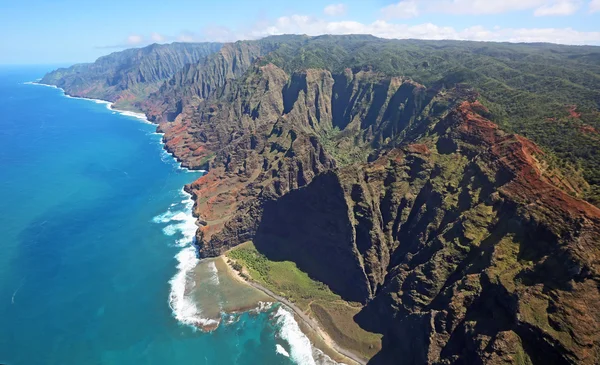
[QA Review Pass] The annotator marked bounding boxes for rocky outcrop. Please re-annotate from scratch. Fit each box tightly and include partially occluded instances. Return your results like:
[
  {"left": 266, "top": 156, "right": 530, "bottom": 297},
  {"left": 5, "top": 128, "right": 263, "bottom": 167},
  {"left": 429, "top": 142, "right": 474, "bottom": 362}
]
[
  {"left": 159, "top": 60, "right": 600, "bottom": 363},
  {"left": 160, "top": 63, "right": 446, "bottom": 262},
  {"left": 163, "top": 64, "right": 337, "bottom": 256}
]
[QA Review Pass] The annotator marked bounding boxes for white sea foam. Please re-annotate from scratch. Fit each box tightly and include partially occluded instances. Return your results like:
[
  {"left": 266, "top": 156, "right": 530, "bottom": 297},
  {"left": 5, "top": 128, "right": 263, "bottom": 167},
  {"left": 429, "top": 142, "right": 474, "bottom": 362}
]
[
  {"left": 153, "top": 188, "right": 214, "bottom": 330},
  {"left": 26, "top": 79, "right": 214, "bottom": 331},
  {"left": 162, "top": 225, "right": 178, "bottom": 236},
  {"left": 276, "top": 344, "right": 291, "bottom": 358},
  {"left": 224, "top": 313, "right": 240, "bottom": 326},
  {"left": 24, "top": 81, "right": 57, "bottom": 88},
  {"left": 250, "top": 301, "right": 274, "bottom": 314},
  {"left": 25, "top": 81, "right": 155, "bottom": 124},
  {"left": 168, "top": 246, "right": 219, "bottom": 329},
  {"left": 274, "top": 306, "right": 317, "bottom": 365},
  {"left": 208, "top": 260, "right": 220, "bottom": 285},
  {"left": 153, "top": 190, "right": 197, "bottom": 247},
  {"left": 117, "top": 110, "right": 150, "bottom": 121}
]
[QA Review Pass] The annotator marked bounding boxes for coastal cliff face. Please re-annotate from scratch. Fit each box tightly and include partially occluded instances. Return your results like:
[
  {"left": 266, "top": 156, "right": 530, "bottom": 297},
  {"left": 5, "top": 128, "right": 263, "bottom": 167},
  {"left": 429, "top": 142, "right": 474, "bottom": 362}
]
[
  {"left": 161, "top": 64, "right": 448, "bottom": 261},
  {"left": 42, "top": 35, "right": 600, "bottom": 364},
  {"left": 143, "top": 35, "right": 309, "bottom": 122},
  {"left": 40, "top": 42, "right": 222, "bottom": 110}
]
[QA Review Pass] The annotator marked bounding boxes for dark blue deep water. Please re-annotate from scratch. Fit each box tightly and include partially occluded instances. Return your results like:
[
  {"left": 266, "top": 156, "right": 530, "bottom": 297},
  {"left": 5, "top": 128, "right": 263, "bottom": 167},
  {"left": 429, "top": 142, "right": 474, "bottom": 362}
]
[{"left": 0, "top": 67, "right": 317, "bottom": 365}]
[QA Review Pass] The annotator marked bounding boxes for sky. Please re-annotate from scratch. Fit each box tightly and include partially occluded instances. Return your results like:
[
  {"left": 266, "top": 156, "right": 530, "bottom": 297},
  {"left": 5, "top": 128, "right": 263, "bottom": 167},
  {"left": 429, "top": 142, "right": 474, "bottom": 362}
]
[{"left": 1, "top": 0, "right": 599, "bottom": 64}]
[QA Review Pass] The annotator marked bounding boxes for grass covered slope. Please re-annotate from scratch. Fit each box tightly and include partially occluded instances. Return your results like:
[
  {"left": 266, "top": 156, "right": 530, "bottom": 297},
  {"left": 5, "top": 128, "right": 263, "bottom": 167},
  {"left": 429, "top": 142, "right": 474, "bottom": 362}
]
[{"left": 226, "top": 242, "right": 382, "bottom": 360}]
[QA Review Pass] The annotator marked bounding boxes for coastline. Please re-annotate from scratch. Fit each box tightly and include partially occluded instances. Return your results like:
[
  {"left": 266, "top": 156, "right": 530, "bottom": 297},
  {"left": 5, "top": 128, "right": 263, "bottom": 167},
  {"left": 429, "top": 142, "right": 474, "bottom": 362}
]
[
  {"left": 28, "top": 82, "right": 152, "bottom": 122},
  {"left": 28, "top": 80, "right": 365, "bottom": 364},
  {"left": 222, "top": 255, "right": 366, "bottom": 365},
  {"left": 27, "top": 80, "right": 210, "bottom": 328}
]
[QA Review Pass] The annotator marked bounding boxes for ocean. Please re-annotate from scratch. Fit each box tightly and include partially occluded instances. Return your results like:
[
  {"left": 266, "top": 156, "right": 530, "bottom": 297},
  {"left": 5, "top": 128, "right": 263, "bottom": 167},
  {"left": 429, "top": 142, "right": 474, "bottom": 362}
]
[{"left": 0, "top": 66, "right": 326, "bottom": 365}]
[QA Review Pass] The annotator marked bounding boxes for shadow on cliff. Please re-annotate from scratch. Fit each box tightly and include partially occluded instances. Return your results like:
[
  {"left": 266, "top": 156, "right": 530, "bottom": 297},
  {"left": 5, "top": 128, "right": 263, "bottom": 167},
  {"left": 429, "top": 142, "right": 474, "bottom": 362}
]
[{"left": 253, "top": 171, "right": 372, "bottom": 304}]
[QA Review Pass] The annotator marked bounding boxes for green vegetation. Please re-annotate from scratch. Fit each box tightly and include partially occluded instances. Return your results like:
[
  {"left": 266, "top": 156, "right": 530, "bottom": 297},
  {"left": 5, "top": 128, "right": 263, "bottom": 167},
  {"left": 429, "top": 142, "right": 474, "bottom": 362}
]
[
  {"left": 227, "top": 242, "right": 340, "bottom": 308},
  {"left": 319, "top": 127, "right": 370, "bottom": 167},
  {"left": 227, "top": 242, "right": 382, "bottom": 359},
  {"left": 259, "top": 35, "right": 600, "bottom": 202},
  {"left": 46, "top": 35, "right": 600, "bottom": 204}
]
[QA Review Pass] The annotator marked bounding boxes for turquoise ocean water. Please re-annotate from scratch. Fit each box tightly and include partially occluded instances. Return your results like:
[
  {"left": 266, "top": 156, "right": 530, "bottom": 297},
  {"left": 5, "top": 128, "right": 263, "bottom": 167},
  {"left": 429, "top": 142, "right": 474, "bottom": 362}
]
[{"left": 0, "top": 67, "right": 325, "bottom": 365}]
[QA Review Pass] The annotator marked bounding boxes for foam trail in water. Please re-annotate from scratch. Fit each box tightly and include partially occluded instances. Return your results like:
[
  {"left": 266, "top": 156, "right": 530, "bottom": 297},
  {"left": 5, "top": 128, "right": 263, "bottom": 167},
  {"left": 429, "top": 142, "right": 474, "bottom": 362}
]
[
  {"left": 154, "top": 189, "right": 219, "bottom": 329},
  {"left": 276, "top": 344, "right": 291, "bottom": 358},
  {"left": 208, "top": 260, "right": 220, "bottom": 286},
  {"left": 274, "top": 306, "right": 317, "bottom": 365},
  {"left": 25, "top": 81, "right": 154, "bottom": 124},
  {"left": 26, "top": 80, "right": 215, "bottom": 330},
  {"left": 153, "top": 190, "right": 198, "bottom": 247}
]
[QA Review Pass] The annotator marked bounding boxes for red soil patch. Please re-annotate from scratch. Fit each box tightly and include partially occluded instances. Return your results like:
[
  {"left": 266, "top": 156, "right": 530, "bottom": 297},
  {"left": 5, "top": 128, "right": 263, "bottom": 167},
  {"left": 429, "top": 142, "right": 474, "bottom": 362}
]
[
  {"left": 406, "top": 144, "right": 431, "bottom": 156},
  {"left": 568, "top": 105, "right": 582, "bottom": 119},
  {"left": 456, "top": 101, "right": 600, "bottom": 220},
  {"left": 579, "top": 124, "right": 599, "bottom": 135}
]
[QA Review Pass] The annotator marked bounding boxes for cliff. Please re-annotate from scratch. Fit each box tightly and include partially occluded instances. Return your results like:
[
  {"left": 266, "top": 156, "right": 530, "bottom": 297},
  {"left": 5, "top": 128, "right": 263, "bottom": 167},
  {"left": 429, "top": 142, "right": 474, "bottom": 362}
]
[
  {"left": 143, "top": 35, "right": 309, "bottom": 122},
  {"left": 40, "top": 42, "right": 222, "bottom": 110},
  {"left": 41, "top": 35, "right": 600, "bottom": 364},
  {"left": 256, "top": 101, "right": 600, "bottom": 364}
]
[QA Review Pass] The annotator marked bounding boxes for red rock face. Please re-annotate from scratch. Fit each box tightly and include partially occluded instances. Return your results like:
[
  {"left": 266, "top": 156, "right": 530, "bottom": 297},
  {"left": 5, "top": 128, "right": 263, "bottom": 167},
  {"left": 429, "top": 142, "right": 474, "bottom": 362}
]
[
  {"left": 455, "top": 101, "right": 599, "bottom": 220},
  {"left": 273, "top": 100, "right": 600, "bottom": 364},
  {"left": 406, "top": 143, "right": 431, "bottom": 155}
]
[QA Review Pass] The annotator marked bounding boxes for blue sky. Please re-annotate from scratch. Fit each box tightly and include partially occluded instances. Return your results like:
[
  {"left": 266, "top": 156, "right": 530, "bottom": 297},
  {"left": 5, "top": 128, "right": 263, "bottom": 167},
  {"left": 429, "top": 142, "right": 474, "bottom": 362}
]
[{"left": 1, "top": 0, "right": 599, "bottom": 64}]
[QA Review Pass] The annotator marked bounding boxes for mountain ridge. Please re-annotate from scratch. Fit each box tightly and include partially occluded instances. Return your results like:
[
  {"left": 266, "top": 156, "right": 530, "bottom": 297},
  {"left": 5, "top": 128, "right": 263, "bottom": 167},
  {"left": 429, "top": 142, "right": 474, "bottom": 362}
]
[{"left": 40, "top": 42, "right": 223, "bottom": 111}]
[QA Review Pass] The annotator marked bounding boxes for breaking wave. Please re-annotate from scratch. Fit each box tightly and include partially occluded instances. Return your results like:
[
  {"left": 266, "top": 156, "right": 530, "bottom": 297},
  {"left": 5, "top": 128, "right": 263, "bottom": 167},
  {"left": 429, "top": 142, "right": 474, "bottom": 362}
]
[
  {"left": 273, "top": 306, "right": 317, "bottom": 365},
  {"left": 152, "top": 189, "right": 215, "bottom": 329}
]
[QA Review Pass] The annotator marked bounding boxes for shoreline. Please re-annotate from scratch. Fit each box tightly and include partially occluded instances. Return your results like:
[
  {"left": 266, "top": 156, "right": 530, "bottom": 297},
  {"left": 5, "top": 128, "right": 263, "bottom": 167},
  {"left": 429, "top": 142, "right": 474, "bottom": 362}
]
[
  {"left": 29, "top": 82, "right": 206, "bottom": 175},
  {"left": 29, "top": 81, "right": 151, "bottom": 122},
  {"left": 28, "top": 80, "right": 366, "bottom": 364},
  {"left": 28, "top": 80, "right": 211, "bottom": 330},
  {"left": 221, "top": 255, "right": 367, "bottom": 365}
]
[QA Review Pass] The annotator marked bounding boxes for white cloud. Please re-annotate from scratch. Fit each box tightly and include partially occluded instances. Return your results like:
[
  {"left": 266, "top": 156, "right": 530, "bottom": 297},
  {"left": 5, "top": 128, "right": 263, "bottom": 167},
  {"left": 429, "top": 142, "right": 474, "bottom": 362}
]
[
  {"left": 534, "top": 0, "right": 581, "bottom": 15},
  {"left": 393, "top": 0, "right": 582, "bottom": 16},
  {"left": 112, "top": 1, "right": 600, "bottom": 49},
  {"left": 177, "top": 32, "right": 196, "bottom": 42},
  {"left": 428, "top": 0, "right": 547, "bottom": 14},
  {"left": 382, "top": 1, "right": 420, "bottom": 19},
  {"left": 324, "top": 4, "right": 347, "bottom": 16},
  {"left": 127, "top": 34, "right": 143, "bottom": 45},
  {"left": 243, "top": 15, "right": 600, "bottom": 45},
  {"left": 150, "top": 32, "right": 165, "bottom": 42}
]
